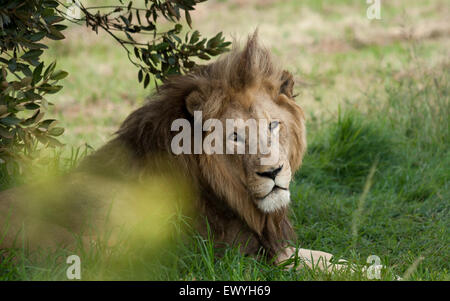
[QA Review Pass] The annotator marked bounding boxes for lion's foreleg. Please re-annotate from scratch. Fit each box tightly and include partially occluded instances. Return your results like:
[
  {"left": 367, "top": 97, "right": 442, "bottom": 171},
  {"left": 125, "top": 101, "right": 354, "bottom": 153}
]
[{"left": 276, "top": 246, "right": 347, "bottom": 272}]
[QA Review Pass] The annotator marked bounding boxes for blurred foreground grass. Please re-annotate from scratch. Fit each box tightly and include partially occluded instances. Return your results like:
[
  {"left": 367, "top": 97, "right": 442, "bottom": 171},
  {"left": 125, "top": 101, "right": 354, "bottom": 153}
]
[{"left": 0, "top": 0, "right": 449, "bottom": 280}]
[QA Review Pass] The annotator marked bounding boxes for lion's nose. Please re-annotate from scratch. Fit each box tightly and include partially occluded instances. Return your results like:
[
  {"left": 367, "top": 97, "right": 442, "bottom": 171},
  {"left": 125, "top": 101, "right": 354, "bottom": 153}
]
[{"left": 256, "top": 165, "right": 283, "bottom": 180}]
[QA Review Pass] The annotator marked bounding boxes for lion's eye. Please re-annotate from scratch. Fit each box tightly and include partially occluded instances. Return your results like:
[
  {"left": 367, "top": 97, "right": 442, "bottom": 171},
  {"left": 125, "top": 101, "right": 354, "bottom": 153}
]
[
  {"left": 229, "top": 131, "right": 243, "bottom": 143},
  {"left": 269, "top": 121, "right": 279, "bottom": 131}
]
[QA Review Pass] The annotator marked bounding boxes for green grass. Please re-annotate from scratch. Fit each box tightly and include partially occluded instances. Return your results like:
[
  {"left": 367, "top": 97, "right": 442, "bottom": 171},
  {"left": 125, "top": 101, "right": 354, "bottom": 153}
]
[{"left": 0, "top": 0, "right": 449, "bottom": 280}]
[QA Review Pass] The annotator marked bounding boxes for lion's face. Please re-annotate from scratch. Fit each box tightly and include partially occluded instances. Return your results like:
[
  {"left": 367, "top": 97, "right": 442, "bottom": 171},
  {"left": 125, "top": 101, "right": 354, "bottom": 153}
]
[
  {"left": 220, "top": 89, "right": 293, "bottom": 213},
  {"left": 194, "top": 85, "right": 306, "bottom": 214}
]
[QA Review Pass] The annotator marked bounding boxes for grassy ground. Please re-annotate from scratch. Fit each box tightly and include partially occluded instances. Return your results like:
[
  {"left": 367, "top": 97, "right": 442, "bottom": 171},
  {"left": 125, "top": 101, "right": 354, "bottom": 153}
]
[{"left": 1, "top": 0, "right": 449, "bottom": 280}]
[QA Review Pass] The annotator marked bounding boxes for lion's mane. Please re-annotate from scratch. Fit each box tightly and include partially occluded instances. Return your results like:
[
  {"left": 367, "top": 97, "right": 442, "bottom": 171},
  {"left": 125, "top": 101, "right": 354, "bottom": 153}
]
[{"left": 85, "top": 33, "right": 306, "bottom": 259}]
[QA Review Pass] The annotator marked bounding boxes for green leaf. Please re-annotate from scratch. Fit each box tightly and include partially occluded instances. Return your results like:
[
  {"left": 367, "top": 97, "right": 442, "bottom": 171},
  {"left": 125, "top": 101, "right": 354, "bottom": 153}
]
[
  {"left": 185, "top": 11, "right": 192, "bottom": 28},
  {"left": 44, "top": 15, "right": 65, "bottom": 25},
  {"left": 24, "top": 91, "right": 42, "bottom": 101},
  {"left": 49, "top": 70, "right": 69, "bottom": 81},
  {"left": 24, "top": 103, "right": 40, "bottom": 110},
  {"left": 120, "top": 15, "right": 131, "bottom": 27},
  {"left": 32, "top": 62, "right": 44, "bottom": 85},
  {"left": 1, "top": 115, "right": 22, "bottom": 126},
  {"left": 48, "top": 127, "right": 64, "bottom": 136},
  {"left": 43, "top": 61, "right": 57, "bottom": 80},
  {"left": 144, "top": 73, "right": 150, "bottom": 88},
  {"left": 134, "top": 47, "right": 140, "bottom": 59},
  {"left": 43, "top": 0, "right": 59, "bottom": 8},
  {"left": 22, "top": 110, "right": 44, "bottom": 126},
  {"left": 46, "top": 26, "right": 65, "bottom": 40},
  {"left": 45, "top": 136, "right": 64, "bottom": 147},
  {"left": 198, "top": 53, "right": 210, "bottom": 60},
  {"left": 38, "top": 84, "right": 63, "bottom": 94},
  {"left": 39, "top": 119, "right": 57, "bottom": 129},
  {"left": 190, "top": 30, "right": 200, "bottom": 44},
  {"left": 53, "top": 24, "right": 68, "bottom": 31},
  {"left": 29, "top": 32, "right": 46, "bottom": 42},
  {"left": 174, "top": 24, "right": 183, "bottom": 33}
]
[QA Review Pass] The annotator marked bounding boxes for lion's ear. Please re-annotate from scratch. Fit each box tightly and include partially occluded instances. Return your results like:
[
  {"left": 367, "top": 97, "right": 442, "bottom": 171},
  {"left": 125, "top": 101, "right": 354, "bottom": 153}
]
[
  {"left": 185, "top": 90, "right": 204, "bottom": 116},
  {"left": 280, "top": 70, "right": 295, "bottom": 98}
]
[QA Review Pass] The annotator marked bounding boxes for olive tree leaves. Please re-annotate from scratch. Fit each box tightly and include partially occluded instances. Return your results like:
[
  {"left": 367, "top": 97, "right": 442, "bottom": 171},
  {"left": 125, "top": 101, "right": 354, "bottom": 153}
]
[
  {"left": 0, "top": 0, "right": 68, "bottom": 174},
  {"left": 57, "top": 0, "right": 231, "bottom": 88}
]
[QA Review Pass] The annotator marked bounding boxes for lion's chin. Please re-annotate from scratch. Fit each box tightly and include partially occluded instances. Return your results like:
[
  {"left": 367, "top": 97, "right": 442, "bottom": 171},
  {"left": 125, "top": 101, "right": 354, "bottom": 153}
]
[{"left": 256, "top": 188, "right": 290, "bottom": 213}]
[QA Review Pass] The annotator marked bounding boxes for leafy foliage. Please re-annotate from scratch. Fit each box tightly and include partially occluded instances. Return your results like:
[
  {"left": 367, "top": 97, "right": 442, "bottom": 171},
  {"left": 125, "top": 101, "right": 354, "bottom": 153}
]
[
  {"left": 58, "top": 0, "right": 231, "bottom": 88},
  {"left": 0, "top": 0, "right": 68, "bottom": 174},
  {"left": 0, "top": 0, "right": 230, "bottom": 176}
]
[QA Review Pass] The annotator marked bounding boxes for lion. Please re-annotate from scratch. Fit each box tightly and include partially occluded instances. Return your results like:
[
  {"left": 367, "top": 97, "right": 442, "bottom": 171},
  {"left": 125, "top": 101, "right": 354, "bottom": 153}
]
[
  {"left": 0, "top": 32, "right": 343, "bottom": 271},
  {"left": 79, "top": 32, "right": 343, "bottom": 270}
]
